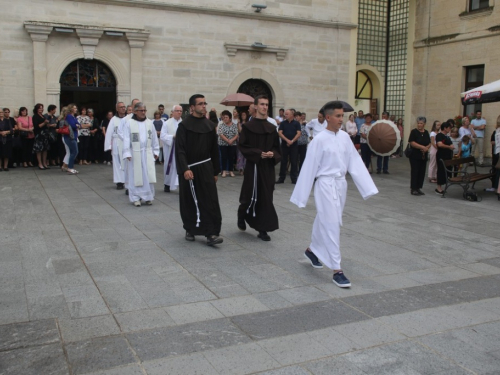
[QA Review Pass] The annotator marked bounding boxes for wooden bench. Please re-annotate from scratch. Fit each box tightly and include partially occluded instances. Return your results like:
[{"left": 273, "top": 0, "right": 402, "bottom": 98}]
[{"left": 441, "top": 156, "right": 495, "bottom": 200}]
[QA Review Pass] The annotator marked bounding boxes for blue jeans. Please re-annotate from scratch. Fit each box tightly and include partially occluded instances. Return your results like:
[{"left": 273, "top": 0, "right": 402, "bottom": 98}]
[
  {"left": 64, "top": 136, "right": 78, "bottom": 169},
  {"left": 377, "top": 155, "right": 389, "bottom": 172}
]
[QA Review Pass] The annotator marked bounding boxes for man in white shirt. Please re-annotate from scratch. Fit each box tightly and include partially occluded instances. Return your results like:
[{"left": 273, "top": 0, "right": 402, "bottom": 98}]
[
  {"left": 305, "top": 112, "right": 327, "bottom": 140},
  {"left": 471, "top": 110, "right": 486, "bottom": 166},
  {"left": 275, "top": 108, "right": 284, "bottom": 124},
  {"left": 160, "top": 105, "right": 182, "bottom": 192}
]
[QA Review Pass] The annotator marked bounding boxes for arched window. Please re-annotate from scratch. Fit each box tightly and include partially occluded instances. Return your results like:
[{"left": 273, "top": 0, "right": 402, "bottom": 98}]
[
  {"left": 356, "top": 71, "right": 373, "bottom": 99},
  {"left": 60, "top": 59, "right": 116, "bottom": 91},
  {"left": 237, "top": 79, "right": 274, "bottom": 116}
]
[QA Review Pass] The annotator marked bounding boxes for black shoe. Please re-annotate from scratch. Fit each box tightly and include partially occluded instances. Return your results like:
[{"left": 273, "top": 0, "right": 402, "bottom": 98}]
[
  {"left": 291, "top": 180, "right": 297, "bottom": 184},
  {"left": 185, "top": 231, "right": 195, "bottom": 241},
  {"left": 383, "top": 171, "right": 389, "bottom": 174},
  {"left": 276, "top": 179, "right": 284, "bottom": 184},
  {"left": 257, "top": 231, "right": 271, "bottom": 241},
  {"left": 411, "top": 190, "right": 420, "bottom": 196},
  {"left": 3, "top": 168, "right": 8, "bottom": 172},
  {"left": 116, "top": 183, "right": 124, "bottom": 190},
  {"left": 435, "top": 188, "right": 444, "bottom": 196},
  {"left": 237, "top": 217, "right": 246, "bottom": 231},
  {"left": 207, "top": 235, "right": 223, "bottom": 246},
  {"left": 417, "top": 189, "right": 425, "bottom": 195},
  {"left": 125, "top": 189, "right": 129, "bottom": 196},
  {"left": 376, "top": 170, "right": 381, "bottom": 174},
  {"left": 304, "top": 249, "right": 323, "bottom": 268},
  {"left": 164, "top": 185, "right": 170, "bottom": 192}
]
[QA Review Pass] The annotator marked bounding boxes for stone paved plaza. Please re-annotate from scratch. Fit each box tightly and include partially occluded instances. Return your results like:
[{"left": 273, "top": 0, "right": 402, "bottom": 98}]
[{"left": 1, "top": 157, "right": 500, "bottom": 375}]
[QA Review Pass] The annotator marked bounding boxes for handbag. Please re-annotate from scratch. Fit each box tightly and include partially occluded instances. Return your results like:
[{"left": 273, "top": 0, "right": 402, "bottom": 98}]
[
  {"left": 57, "top": 125, "right": 70, "bottom": 136},
  {"left": 404, "top": 143, "right": 412, "bottom": 158}
]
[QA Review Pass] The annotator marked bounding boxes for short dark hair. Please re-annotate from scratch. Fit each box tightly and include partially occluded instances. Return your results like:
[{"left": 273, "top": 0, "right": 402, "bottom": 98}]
[
  {"left": 254, "top": 95, "right": 268, "bottom": 105},
  {"left": 158, "top": 104, "right": 164, "bottom": 108},
  {"left": 476, "top": 110, "right": 482, "bottom": 114},
  {"left": 19, "top": 106, "right": 27, "bottom": 115},
  {"left": 364, "top": 113, "right": 373, "bottom": 119},
  {"left": 48, "top": 104, "right": 56, "bottom": 112},
  {"left": 189, "top": 94, "right": 204, "bottom": 106},
  {"left": 279, "top": 108, "right": 284, "bottom": 112},
  {"left": 382, "top": 111, "right": 389, "bottom": 116},
  {"left": 319, "top": 101, "right": 343, "bottom": 116},
  {"left": 295, "top": 111, "right": 302, "bottom": 117},
  {"left": 3, "top": 108, "right": 10, "bottom": 112},
  {"left": 441, "top": 121, "right": 451, "bottom": 131},
  {"left": 221, "top": 110, "right": 232, "bottom": 119},
  {"left": 33, "top": 103, "right": 43, "bottom": 115}
]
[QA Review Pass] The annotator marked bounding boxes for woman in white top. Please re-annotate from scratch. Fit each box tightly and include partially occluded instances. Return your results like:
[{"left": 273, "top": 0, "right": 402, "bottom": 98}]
[
  {"left": 345, "top": 114, "right": 357, "bottom": 143},
  {"left": 427, "top": 120, "right": 440, "bottom": 183}
]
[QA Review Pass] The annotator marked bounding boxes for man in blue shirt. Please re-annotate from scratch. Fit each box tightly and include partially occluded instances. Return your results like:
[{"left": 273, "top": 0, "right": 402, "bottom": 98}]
[
  {"left": 471, "top": 110, "right": 486, "bottom": 166},
  {"left": 354, "top": 110, "right": 365, "bottom": 134},
  {"left": 277, "top": 109, "right": 301, "bottom": 184},
  {"left": 158, "top": 104, "right": 169, "bottom": 120}
]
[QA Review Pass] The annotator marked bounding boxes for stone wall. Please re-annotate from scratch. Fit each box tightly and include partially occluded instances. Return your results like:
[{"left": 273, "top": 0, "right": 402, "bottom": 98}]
[
  {"left": 0, "top": 0, "right": 356, "bottom": 118},
  {"left": 411, "top": 0, "right": 500, "bottom": 156}
]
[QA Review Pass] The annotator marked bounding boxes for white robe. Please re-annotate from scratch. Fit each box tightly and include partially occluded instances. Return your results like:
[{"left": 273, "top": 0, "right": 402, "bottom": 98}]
[
  {"left": 118, "top": 115, "right": 133, "bottom": 188},
  {"left": 159, "top": 117, "right": 181, "bottom": 190},
  {"left": 104, "top": 116, "right": 127, "bottom": 184},
  {"left": 122, "top": 118, "right": 160, "bottom": 202},
  {"left": 290, "top": 129, "right": 378, "bottom": 270}
]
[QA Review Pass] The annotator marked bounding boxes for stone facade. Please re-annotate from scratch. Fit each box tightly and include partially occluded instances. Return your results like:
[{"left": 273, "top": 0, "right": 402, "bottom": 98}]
[
  {"left": 411, "top": 0, "right": 500, "bottom": 156},
  {"left": 0, "top": 0, "right": 357, "bottom": 118}
]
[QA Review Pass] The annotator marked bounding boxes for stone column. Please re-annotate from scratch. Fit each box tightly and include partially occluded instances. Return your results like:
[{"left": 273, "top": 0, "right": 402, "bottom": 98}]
[
  {"left": 126, "top": 32, "right": 150, "bottom": 101},
  {"left": 25, "top": 24, "right": 52, "bottom": 105},
  {"left": 76, "top": 29, "right": 103, "bottom": 60}
]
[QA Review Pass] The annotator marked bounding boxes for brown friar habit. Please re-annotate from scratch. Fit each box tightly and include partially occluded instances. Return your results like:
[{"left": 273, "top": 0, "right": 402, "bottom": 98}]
[
  {"left": 175, "top": 115, "right": 222, "bottom": 236},
  {"left": 237, "top": 118, "right": 281, "bottom": 232}
]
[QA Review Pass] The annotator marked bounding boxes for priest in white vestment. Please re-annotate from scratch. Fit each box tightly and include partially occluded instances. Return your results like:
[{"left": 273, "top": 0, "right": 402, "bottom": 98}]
[
  {"left": 290, "top": 101, "right": 378, "bottom": 288},
  {"left": 122, "top": 102, "right": 160, "bottom": 206},
  {"left": 104, "top": 102, "right": 127, "bottom": 189},
  {"left": 160, "top": 105, "right": 183, "bottom": 192}
]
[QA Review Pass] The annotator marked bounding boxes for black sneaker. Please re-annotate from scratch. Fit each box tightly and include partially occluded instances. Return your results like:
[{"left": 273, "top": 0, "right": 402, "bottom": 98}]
[
  {"left": 276, "top": 179, "right": 284, "bottom": 184},
  {"left": 237, "top": 217, "right": 246, "bottom": 231},
  {"left": 207, "top": 235, "right": 223, "bottom": 246},
  {"left": 304, "top": 249, "right": 323, "bottom": 269},
  {"left": 411, "top": 190, "right": 420, "bottom": 196},
  {"left": 435, "top": 189, "right": 444, "bottom": 196},
  {"left": 185, "top": 231, "right": 195, "bottom": 241},
  {"left": 383, "top": 171, "right": 389, "bottom": 174},
  {"left": 116, "top": 183, "right": 124, "bottom": 190},
  {"left": 164, "top": 185, "right": 170, "bottom": 192},
  {"left": 417, "top": 189, "right": 425, "bottom": 195},
  {"left": 376, "top": 170, "right": 381, "bottom": 174},
  {"left": 257, "top": 231, "right": 271, "bottom": 241},
  {"left": 291, "top": 180, "right": 297, "bottom": 184},
  {"left": 332, "top": 271, "right": 351, "bottom": 288},
  {"left": 125, "top": 189, "right": 129, "bottom": 196}
]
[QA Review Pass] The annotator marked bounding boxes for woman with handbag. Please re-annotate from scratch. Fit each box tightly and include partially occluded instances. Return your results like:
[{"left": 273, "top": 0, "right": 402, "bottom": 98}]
[
  {"left": 0, "top": 109, "right": 13, "bottom": 171},
  {"left": 408, "top": 116, "right": 431, "bottom": 196},
  {"left": 17, "top": 107, "right": 35, "bottom": 168}
]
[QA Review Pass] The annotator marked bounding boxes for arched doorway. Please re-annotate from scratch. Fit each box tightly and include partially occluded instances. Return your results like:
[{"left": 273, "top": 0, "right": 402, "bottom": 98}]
[
  {"left": 355, "top": 65, "right": 384, "bottom": 116},
  {"left": 237, "top": 79, "right": 274, "bottom": 117},
  {"left": 60, "top": 59, "right": 116, "bottom": 119}
]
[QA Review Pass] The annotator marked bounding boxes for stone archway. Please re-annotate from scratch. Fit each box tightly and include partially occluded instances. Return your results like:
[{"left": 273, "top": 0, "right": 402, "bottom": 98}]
[
  {"left": 237, "top": 79, "right": 274, "bottom": 117},
  {"left": 59, "top": 59, "right": 117, "bottom": 119},
  {"left": 355, "top": 64, "right": 384, "bottom": 114},
  {"left": 227, "top": 68, "right": 285, "bottom": 117}
]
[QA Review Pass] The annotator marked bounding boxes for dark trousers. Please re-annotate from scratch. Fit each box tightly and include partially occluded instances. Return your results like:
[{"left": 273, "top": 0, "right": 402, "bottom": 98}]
[
  {"left": 279, "top": 143, "right": 298, "bottom": 182},
  {"left": 78, "top": 136, "right": 90, "bottom": 161},
  {"left": 409, "top": 157, "right": 427, "bottom": 190},
  {"left": 21, "top": 138, "right": 34, "bottom": 163},
  {"left": 103, "top": 150, "right": 112, "bottom": 163},
  {"left": 377, "top": 155, "right": 389, "bottom": 172},
  {"left": 90, "top": 136, "right": 104, "bottom": 162},
  {"left": 298, "top": 144, "right": 307, "bottom": 174},
  {"left": 436, "top": 157, "right": 450, "bottom": 186},
  {"left": 220, "top": 146, "right": 236, "bottom": 171},
  {"left": 360, "top": 143, "right": 372, "bottom": 169}
]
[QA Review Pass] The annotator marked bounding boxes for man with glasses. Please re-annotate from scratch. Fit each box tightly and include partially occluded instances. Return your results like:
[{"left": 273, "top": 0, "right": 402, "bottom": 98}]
[{"left": 175, "top": 94, "right": 223, "bottom": 246}]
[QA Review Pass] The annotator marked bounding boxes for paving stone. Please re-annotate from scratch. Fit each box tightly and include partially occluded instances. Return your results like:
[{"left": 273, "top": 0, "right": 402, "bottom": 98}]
[
  {"left": 203, "top": 342, "right": 280, "bottom": 375},
  {"left": 231, "top": 300, "right": 368, "bottom": 340},
  {"left": 333, "top": 319, "right": 406, "bottom": 349},
  {"left": 58, "top": 315, "right": 120, "bottom": 342},
  {"left": 65, "top": 336, "right": 137, "bottom": 375},
  {"left": 114, "top": 308, "right": 175, "bottom": 332},
  {"left": 142, "top": 352, "right": 219, "bottom": 375},
  {"left": 256, "top": 366, "right": 311, "bottom": 375},
  {"left": 303, "top": 356, "right": 369, "bottom": 375},
  {"left": 165, "top": 301, "right": 224, "bottom": 325},
  {"left": 258, "top": 332, "right": 332, "bottom": 366},
  {"left": 253, "top": 291, "right": 295, "bottom": 310},
  {"left": 77, "top": 363, "right": 144, "bottom": 375},
  {"left": 0, "top": 319, "right": 59, "bottom": 351},
  {"left": 275, "top": 286, "right": 332, "bottom": 305},
  {"left": 126, "top": 318, "right": 251, "bottom": 361},
  {"left": 28, "top": 295, "right": 72, "bottom": 320},
  {"left": 307, "top": 327, "right": 359, "bottom": 354},
  {"left": 0, "top": 342, "right": 68, "bottom": 375},
  {"left": 210, "top": 295, "right": 270, "bottom": 317},
  {"left": 97, "top": 281, "right": 148, "bottom": 313}
]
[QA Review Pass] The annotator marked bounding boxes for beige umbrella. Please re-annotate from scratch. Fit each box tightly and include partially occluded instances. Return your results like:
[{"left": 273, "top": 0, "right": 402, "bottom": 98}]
[
  {"left": 220, "top": 93, "right": 254, "bottom": 106},
  {"left": 367, "top": 120, "right": 401, "bottom": 156}
]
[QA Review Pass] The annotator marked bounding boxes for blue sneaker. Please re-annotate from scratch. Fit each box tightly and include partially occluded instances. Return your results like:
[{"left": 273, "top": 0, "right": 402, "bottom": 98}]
[
  {"left": 304, "top": 249, "right": 323, "bottom": 269},
  {"left": 332, "top": 271, "right": 351, "bottom": 288}
]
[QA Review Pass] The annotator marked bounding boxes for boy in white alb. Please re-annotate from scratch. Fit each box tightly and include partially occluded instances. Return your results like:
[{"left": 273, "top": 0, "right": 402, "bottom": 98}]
[{"left": 290, "top": 101, "right": 378, "bottom": 287}]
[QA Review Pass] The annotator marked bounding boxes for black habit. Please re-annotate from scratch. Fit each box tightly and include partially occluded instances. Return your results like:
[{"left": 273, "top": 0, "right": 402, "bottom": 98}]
[
  {"left": 175, "top": 115, "right": 222, "bottom": 236},
  {"left": 237, "top": 118, "right": 281, "bottom": 232}
]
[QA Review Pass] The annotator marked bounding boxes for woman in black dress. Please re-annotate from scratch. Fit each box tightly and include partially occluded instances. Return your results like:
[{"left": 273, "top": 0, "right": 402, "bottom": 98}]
[
  {"left": 32, "top": 103, "right": 51, "bottom": 170},
  {"left": 0, "top": 109, "right": 13, "bottom": 171},
  {"left": 435, "top": 121, "right": 454, "bottom": 195},
  {"left": 408, "top": 116, "right": 431, "bottom": 196}
]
